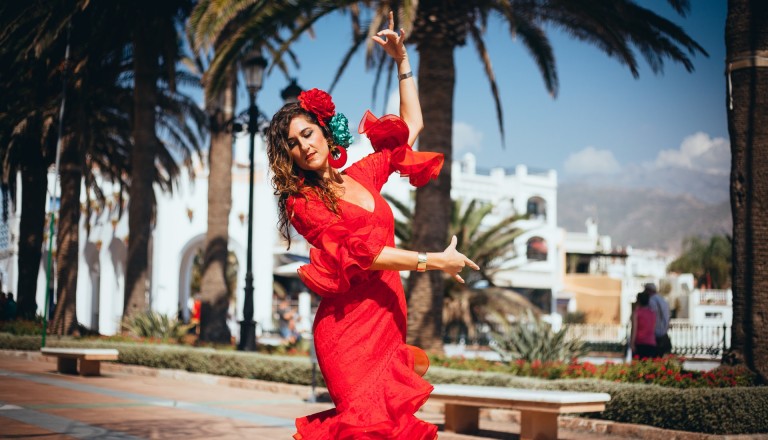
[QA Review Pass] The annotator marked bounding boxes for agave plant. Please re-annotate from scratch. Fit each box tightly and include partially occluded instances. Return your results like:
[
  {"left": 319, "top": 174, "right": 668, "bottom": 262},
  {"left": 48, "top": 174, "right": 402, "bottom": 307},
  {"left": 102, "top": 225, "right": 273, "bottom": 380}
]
[
  {"left": 123, "top": 311, "right": 192, "bottom": 341},
  {"left": 492, "top": 312, "right": 587, "bottom": 363}
]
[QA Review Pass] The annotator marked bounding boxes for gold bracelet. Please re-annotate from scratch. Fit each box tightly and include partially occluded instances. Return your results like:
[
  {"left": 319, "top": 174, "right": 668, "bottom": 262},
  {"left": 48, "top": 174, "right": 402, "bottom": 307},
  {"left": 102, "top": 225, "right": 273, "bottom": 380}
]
[{"left": 417, "top": 252, "right": 427, "bottom": 272}]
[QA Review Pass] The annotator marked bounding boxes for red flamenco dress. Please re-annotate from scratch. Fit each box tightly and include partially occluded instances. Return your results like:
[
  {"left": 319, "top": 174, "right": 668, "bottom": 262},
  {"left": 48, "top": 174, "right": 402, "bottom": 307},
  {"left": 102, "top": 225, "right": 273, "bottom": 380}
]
[{"left": 288, "top": 111, "right": 444, "bottom": 440}]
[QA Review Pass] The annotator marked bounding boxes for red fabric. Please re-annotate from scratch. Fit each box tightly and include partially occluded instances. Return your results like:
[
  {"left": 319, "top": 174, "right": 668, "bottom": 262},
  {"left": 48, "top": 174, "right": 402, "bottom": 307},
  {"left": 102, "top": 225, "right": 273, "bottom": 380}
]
[
  {"left": 358, "top": 110, "right": 444, "bottom": 187},
  {"left": 635, "top": 307, "right": 657, "bottom": 346},
  {"left": 287, "top": 112, "right": 443, "bottom": 440}
]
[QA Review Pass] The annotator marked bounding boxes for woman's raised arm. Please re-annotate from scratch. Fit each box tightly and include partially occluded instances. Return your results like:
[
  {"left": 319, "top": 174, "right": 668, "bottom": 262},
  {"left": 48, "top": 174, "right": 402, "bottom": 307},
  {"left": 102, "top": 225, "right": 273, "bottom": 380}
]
[{"left": 372, "top": 11, "right": 422, "bottom": 146}]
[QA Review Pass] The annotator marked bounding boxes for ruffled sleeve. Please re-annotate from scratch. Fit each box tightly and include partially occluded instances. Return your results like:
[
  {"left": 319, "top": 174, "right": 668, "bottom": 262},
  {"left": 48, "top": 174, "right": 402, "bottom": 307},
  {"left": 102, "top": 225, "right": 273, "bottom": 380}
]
[
  {"left": 357, "top": 110, "right": 444, "bottom": 188},
  {"left": 288, "top": 194, "right": 389, "bottom": 298}
]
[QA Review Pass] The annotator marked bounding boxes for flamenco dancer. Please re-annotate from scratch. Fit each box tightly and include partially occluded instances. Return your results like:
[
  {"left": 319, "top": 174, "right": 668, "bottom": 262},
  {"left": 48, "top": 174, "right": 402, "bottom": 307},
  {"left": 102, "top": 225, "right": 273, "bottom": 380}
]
[{"left": 266, "top": 12, "right": 479, "bottom": 439}]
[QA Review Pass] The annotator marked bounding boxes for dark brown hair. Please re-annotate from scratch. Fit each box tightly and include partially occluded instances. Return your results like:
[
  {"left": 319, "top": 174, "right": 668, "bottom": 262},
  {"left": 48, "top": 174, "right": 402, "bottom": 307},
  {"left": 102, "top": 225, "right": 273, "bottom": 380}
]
[{"left": 266, "top": 102, "right": 340, "bottom": 248}]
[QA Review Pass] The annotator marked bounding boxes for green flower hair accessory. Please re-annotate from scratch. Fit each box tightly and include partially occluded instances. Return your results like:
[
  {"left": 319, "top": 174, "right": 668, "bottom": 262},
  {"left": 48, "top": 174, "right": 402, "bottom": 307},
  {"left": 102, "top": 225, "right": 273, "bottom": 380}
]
[{"left": 329, "top": 112, "right": 353, "bottom": 148}]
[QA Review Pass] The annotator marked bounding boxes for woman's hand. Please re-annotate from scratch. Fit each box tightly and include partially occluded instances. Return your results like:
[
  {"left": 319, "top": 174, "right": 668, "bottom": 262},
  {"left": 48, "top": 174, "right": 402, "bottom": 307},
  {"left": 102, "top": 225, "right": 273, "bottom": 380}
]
[
  {"left": 431, "top": 235, "right": 480, "bottom": 284},
  {"left": 371, "top": 11, "right": 408, "bottom": 63}
]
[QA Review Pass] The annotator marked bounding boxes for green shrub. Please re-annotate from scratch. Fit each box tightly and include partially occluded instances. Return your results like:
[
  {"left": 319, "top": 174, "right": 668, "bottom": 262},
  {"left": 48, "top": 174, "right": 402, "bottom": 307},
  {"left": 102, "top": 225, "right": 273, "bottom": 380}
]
[
  {"left": 492, "top": 318, "right": 588, "bottom": 363},
  {"left": 122, "top": 311, "right": 192, "bottom": 342},
  {"left": 0, "top": 318, "right": 44, "bottom": 335}
]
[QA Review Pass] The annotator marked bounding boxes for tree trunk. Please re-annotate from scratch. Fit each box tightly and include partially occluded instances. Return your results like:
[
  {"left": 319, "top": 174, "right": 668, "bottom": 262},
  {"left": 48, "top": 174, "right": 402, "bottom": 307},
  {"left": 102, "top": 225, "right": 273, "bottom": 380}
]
[
  {"left": 16, "top": 151, "right": 48, "bottom": 320},
  {"left": 124, "top": 16, "right": 159, "bottom": 324},
  {"left": 199, "top": 68, "right": 236, "bottom": 344},
  {"left": 407, "top": 39, "right": 456, "bottom": 352},
  {"left": 51, "top": 135, "right": 81, "bottom": 335},
  {"left": 725, "top": 0, "right": 768, "bottom": 382}
]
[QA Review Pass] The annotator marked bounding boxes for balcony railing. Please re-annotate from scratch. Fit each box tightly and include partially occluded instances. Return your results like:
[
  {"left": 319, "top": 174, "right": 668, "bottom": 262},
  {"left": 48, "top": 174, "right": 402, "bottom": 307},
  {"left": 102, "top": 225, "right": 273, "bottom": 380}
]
[{"left": 698, "top": 289, "right": 730, "bottom": 305}]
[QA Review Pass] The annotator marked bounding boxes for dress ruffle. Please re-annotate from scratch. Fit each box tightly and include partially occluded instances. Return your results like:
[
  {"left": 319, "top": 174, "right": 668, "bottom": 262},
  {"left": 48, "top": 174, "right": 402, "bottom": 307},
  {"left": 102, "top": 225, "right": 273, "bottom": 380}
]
[
  {"left": 358, "top": 110, "right": 444, "bottom": 187},
  {"left": 293, "top": 344, "right": 437, "bottom": 440},
  {"left": 297, "top": 215, "right": 389, "bottom": 298}
]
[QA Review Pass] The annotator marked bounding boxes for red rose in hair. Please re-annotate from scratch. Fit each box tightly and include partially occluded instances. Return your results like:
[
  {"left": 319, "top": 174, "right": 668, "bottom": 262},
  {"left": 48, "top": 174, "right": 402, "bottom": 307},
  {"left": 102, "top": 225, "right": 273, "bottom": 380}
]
[{"left": 298, "top": 88, "right": 335, "bottom": 126}]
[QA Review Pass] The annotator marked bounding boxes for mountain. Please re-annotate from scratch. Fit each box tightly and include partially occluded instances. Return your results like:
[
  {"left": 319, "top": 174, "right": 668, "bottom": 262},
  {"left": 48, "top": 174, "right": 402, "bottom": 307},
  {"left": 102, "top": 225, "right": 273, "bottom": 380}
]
[{"left": 557, "top": 183, "right": 731, "bottom": 255}]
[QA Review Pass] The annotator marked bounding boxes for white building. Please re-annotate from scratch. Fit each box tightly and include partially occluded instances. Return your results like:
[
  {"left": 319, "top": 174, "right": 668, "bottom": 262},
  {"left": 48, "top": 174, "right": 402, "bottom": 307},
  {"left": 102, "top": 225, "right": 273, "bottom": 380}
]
[
  {"left": 0, "top": 132, "right": 279, "bottom": 336},
  {"left": 381, "top": 152, "right": 563, "bottom": 314}
]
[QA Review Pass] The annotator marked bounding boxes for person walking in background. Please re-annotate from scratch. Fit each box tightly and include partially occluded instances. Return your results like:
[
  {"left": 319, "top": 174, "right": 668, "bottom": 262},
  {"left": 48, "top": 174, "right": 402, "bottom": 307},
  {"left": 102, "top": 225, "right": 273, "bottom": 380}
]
[
  {"left": 265, "top": 11, "right": 478, "bottom": 439},
  {"left": 646, "top": 283, "right": 671, "bottom": 357},
  {"left": 630, "top": 291, "right": 657, "bottom": 359},
  {"left": 0, "top": 292, "right": 7, "bottom": 322},
  {"left": 4, "top": 293, "right": 17, "bottom": 321},
  {"left": 277, "top": 298, "right": 300, "bottom": 344}
]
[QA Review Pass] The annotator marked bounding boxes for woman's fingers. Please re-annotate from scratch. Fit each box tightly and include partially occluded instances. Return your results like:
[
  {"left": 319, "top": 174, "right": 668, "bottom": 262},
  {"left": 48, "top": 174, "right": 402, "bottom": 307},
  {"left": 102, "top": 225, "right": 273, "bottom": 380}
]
[
  {"left": 388, "top": 11, "right": 395, "bottom": 30},
  {"left": 466, "top": 257, "right": 480, "bottom": 271},
  {"left": 453, "top": 273, "right": 465, "bottom": 284},
  {"left": 449, "top": 235, "right": 458, "bottom": 249}
]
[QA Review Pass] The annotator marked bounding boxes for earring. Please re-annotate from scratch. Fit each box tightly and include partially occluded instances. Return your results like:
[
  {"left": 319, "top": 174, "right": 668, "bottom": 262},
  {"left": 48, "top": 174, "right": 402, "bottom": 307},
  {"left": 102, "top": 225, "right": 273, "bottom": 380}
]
[{"left": 329, "top": 145, "right": 348, "bottom": 168}]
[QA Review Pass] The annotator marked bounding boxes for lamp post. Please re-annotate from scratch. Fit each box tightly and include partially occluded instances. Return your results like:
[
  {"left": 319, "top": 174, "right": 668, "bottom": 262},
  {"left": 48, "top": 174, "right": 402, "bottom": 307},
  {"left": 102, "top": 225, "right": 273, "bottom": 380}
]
[{"left": 238, "top": 50, "right": 267, "bottom": 351}]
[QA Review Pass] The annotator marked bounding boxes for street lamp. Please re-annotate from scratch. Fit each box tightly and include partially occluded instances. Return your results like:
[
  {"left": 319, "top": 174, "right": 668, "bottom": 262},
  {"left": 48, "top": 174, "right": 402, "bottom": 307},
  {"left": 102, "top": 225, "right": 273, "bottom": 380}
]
[
  {"left": 281, "top": 78, "right": 302, "bottom": 103},
  {"left": 238, "top": 50, "right": 267, "bottom": 351}
]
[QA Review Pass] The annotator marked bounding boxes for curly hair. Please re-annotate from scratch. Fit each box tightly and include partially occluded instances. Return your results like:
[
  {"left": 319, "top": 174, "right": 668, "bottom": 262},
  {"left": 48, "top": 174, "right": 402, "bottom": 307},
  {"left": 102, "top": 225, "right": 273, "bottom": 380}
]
[{"left": 266, "top": 102, "right": 341, "bottom": 249}]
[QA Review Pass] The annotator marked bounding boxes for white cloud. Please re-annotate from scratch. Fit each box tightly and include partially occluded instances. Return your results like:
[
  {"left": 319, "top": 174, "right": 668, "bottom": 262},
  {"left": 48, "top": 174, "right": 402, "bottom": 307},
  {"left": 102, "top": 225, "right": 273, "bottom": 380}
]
[
  {"left": 564, "top": 146, "right": 622, "bottom": 175},
  {"left": 453, "top": 122, "right": 484, "bottom": 153},
  {"left": 654, "top": 132, "right": 730, "bottom": 173}
]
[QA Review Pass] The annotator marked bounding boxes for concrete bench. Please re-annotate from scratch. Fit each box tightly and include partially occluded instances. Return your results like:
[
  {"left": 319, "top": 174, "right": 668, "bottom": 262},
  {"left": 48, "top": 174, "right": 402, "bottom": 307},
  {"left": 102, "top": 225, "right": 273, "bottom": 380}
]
[
  {"left": 40, "top": 348, "right": 119, "bottom": 376},
  {"left": 430, "top": 384, "right": 611, "bottom": 440}
]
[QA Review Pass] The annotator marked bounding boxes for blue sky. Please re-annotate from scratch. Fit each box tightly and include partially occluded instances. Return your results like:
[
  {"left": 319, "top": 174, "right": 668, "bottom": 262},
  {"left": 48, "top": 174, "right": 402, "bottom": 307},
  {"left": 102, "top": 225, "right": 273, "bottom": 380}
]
[{"left": 247, "top": 2, "right": 728, "bottom": 185}]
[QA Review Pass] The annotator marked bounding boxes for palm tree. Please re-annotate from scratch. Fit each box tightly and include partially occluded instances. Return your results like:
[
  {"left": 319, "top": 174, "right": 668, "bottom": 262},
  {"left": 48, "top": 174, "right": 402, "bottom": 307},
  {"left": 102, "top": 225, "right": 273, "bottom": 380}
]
[
  {"left": 725, "top": 0, "right": 768, "bottom": 382},
  {"left": 194, "top": 0, "right": 708, "bottom": 351},
  {"left": 2, "top": 2, "right": 205, "bottom": 334},
  {"left": 404, "top": 0, "right": 708, "bottom": 351},
  {"left": 187, "top": 3, "right": 240, "bottom": 344},
  {"left": 668, "top": 235, "right": 731, "bottom": 290},
  {"left": 386, "top": 195, "right": 530, "bottom": 341},
  {"left": 187, "top": 0, "right": 320, "bottom": 343},
  {"left": 123, "top": 0, "right": 197, "bottom": 323},
  {"left": 0, "top": 2, "right": 67, "bottom": 320}
]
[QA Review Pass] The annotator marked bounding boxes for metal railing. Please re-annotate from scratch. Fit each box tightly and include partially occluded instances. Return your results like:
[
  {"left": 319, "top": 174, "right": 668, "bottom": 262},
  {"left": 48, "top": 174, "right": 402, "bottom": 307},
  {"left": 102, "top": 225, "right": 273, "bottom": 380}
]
[
  {"left": 564, "top": 322, "right": 730, "bottom": 358},
  {"left": 443, "top": 322, "right": 731, "bottom": 358}
]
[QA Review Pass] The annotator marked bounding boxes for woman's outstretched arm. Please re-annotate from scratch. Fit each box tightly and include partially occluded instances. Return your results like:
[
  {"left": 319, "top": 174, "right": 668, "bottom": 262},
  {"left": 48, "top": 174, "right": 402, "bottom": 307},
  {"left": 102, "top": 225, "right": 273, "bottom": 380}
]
[
  {"left": 371, "top": 236, "right": 480, "bottom": 284},
  {"left": 372, "top": 11, "right": 422, "bottom": 146}
]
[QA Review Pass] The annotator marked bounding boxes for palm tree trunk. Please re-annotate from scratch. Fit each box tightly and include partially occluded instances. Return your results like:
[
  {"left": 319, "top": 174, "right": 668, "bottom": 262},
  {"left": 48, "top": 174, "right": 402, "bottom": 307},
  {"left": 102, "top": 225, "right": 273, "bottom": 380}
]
[
  {"left": 407, "top": 39, "right": 456, "bottom": 352},
  {"left": 199, "top": 68, "right": 236, "bottom": 344},
  {"left": 124, "top": 17, "right": 159, "bottom": 323},
  {"left": 17, "top": 151, "right": 48, "bottom": 320},
  {"left": 725, "top": 0, "right": 768, "bottom": 382},
  {"left": 51, "top": 135, "right": 81, "bottom": 335}
]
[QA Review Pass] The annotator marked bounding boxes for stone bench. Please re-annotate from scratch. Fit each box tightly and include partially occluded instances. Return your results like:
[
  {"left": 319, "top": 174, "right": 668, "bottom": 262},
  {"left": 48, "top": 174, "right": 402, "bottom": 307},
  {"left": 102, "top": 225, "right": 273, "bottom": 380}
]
[
  {"left": 40, "top": 348, "right": 119, "bottom": 376},
  {"left": 430, "top": 384, "right": 611, "bottom": 440}
]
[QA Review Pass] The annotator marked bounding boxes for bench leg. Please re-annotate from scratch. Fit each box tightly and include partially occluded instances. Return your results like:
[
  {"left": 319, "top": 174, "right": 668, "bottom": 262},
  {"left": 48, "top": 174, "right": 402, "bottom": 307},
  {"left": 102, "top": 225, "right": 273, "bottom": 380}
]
[
  {"left": 519, "top": 410, "right": 558, "bottom": 440},
  {"left": 57, "top": 357, "right": 78, "bottom": 375},
  {"left": 444, "top": 404, "right": 479, "bottom": 434},
  {"left": 79, "top": 360, "right": 101, "bottom": 376}
]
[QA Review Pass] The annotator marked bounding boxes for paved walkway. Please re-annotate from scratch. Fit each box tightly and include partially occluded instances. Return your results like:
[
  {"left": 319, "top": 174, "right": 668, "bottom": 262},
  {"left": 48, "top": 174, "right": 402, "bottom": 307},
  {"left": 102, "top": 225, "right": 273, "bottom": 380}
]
[{"left": 0, "top": 350, "right": 763, "bottom": 440}]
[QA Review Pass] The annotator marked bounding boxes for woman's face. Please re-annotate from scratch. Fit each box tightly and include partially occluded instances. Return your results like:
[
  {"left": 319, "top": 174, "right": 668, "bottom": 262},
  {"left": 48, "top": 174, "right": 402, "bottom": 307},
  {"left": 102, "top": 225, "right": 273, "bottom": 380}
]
[{"left": 287, "top": 115, "right": 330, "bottom": 176}]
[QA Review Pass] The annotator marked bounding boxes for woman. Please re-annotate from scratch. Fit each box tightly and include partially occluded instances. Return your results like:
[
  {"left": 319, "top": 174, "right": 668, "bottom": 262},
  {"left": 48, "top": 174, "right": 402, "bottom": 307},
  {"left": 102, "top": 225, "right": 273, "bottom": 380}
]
[
  {"left": 630, "top": 291, "right": 657, "bottom": 360},
  {"left": 266, "top": 12, "right": 478, "bottom": 440}
]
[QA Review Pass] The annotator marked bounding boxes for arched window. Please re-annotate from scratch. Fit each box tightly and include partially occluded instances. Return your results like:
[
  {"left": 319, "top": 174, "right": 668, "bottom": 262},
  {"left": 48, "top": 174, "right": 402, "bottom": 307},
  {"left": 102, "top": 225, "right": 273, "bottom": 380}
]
[
  {"left": 526, "top": 196, "right": 547, "bottom": 220},
  {"left": 526, "top": 236, "right": 548, "bottom": 261}
]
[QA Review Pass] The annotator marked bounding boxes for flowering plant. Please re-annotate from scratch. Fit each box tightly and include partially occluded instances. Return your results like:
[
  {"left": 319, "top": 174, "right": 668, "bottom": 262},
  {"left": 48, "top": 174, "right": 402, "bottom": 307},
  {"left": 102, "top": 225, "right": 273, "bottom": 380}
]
[{"left": 298, "top": 88, "right": 353, "bottom": 148}]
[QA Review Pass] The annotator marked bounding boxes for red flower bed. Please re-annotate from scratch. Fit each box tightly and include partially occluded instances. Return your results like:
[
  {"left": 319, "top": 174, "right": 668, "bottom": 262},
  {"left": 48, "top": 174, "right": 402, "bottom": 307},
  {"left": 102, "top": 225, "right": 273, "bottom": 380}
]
[{"left": 428, "top": 353, "right": 758, "bottom": 388}]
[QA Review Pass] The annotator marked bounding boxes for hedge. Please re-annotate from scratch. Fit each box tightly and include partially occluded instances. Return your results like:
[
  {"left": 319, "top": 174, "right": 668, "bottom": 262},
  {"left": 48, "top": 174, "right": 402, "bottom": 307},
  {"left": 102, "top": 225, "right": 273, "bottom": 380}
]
[{"left": 2, "top": 333, "right": 766, "bottom": 435}]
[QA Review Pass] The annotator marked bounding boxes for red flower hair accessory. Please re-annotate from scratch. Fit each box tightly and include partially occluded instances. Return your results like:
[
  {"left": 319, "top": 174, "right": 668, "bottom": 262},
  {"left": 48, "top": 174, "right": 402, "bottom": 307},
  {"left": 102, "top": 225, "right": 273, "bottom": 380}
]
[{"left": 298, "top": 88, "right": 335, "bottom": 127}]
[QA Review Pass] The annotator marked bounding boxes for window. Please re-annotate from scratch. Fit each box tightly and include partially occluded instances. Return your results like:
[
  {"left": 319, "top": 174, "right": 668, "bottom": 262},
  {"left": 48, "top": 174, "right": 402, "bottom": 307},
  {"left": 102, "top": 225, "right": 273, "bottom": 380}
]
[
  {"left": 705, "top": 312, "right": 723, "bottom": 320},
  {"left": 526, "top": 196, "right": 547, "bottom": 220},
  {"left": 526, "top": 237, "right": 548, "bottom": 261}
]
